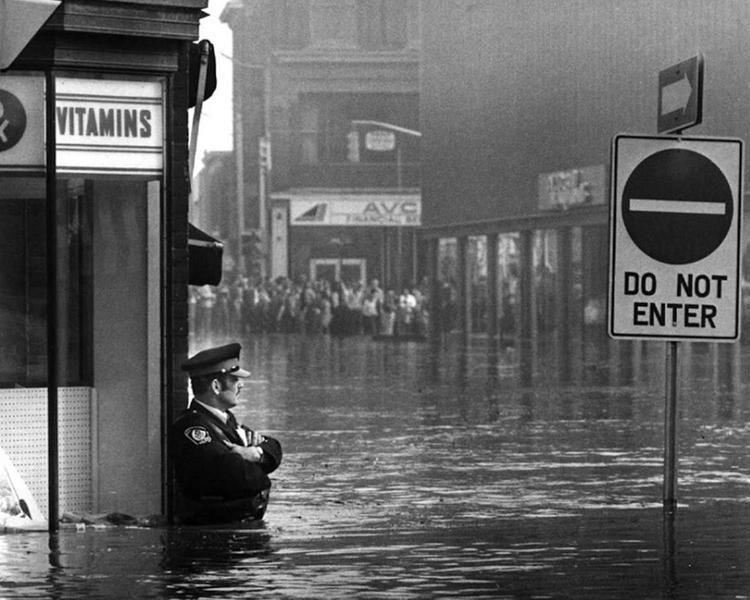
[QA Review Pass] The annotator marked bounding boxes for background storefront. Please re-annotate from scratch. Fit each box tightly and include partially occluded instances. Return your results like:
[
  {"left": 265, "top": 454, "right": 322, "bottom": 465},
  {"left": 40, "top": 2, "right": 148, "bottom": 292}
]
[
  {"left": 420, "top": 1, "right": 750, "bottom": 381},
  {"left": 271, "top": 192, "right": 421, "bottom": 290}
]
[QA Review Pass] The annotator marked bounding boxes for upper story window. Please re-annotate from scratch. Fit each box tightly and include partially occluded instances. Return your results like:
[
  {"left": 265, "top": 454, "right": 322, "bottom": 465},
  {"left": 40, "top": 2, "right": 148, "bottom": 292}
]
[
  {"left": 272, "top": 0, "right": 311, "bottom": 49},
  {"left": 295, "top": 93, "right": 419, "bottom": 165},
  {"left": 310, "top": 0, "right": 358, "bottom": 49},
  {"left": 357, "top": 0, "right": 407, "bottom": 49},
  {"left": 271, "top": 1, "right": 411, "bottom": 51}
]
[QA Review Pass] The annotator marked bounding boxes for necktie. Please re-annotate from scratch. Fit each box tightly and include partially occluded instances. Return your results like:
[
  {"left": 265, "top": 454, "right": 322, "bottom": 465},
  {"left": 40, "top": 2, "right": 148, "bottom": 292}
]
[{"left": 226, "top": 411, "right": 248, "bottom": 446}]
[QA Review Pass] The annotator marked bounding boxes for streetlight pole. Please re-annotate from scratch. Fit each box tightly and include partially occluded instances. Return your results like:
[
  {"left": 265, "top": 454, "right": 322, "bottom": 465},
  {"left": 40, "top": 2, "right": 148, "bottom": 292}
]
[
  {"left": 349, "top": 120, "right": 421, "bottom": 290},
  {"left": 350, "top": 120, "right": 422, "bottom": 139}
]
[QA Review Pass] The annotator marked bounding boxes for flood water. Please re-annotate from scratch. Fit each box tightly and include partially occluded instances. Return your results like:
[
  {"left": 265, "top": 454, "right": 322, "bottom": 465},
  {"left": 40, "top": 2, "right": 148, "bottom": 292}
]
[{"left": 2, "top": 333, "right": 750, "bottom": 599}]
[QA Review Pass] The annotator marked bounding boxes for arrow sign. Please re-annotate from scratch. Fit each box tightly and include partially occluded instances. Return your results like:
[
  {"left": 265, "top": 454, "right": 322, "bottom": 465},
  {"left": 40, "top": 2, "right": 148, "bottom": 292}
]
[
  {"left": 660, "top": 74, "right": 691, "bottom": 116},
  {"left": 657, "top": 54, "right": 704, "bottom": 134}
]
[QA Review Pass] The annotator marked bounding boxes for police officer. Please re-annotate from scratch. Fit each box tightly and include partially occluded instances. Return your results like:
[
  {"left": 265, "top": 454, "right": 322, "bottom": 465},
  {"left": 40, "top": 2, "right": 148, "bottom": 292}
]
[{"left": 170, "top": 343, "right": 282, "bottom": 524}]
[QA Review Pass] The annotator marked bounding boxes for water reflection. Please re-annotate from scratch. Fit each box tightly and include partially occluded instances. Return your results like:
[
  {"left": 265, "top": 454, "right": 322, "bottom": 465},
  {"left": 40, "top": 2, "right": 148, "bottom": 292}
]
[{"left": 0, "top": 334, "right": 749, "bottom": 598}]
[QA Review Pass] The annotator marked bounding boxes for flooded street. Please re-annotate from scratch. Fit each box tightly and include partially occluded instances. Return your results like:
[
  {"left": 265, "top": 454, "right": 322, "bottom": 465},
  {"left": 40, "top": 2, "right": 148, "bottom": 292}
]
[{"left": 2, "top": 333, "right": 750, "bottom": 599}]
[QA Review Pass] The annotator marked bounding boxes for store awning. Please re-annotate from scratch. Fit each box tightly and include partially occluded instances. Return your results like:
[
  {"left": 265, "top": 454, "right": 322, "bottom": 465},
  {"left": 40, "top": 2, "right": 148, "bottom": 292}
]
[
  {"left": 188, "top": 223, "right": 223, "bottom": 286},
  {"left": 0, "top": 0, "right": 61, "bottom": 69}
]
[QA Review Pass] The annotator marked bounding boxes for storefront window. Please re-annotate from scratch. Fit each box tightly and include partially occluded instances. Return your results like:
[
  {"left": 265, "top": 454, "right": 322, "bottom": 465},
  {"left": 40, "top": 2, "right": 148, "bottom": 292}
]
[
  {"left": 581, "top": 225, "right": 608, "bottom": 338},
  {"left": 0, "top": 176, "right": 160, "bottom": 388},
  {"left": 468, "top": 235, "right": 487, "bottom": 333},
  {"left": 496, "top": 233, "right": 520, "bottom": 343},
  {"left": 533, "top": 229, "right": 558, "bottom": 337},
  {"left": 0, "top": 177, "right": 49, "bottom": 386},
  {"left": 437, "top": 237, "right": 458, "bottom": 332}
]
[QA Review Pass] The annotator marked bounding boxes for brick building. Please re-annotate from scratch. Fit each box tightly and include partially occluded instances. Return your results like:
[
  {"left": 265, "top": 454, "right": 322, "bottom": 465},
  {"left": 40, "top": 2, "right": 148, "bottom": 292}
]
[{"left": 220, "top": 0, "right": 422, "bottom": 290}]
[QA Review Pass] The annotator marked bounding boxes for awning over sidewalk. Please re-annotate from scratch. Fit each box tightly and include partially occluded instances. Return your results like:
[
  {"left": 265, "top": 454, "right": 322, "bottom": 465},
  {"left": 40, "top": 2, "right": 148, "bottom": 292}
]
[
  {"left": 0, "top": 0, "right": 61, "bottom": 69},
  {"left": 188, "top": 223, "right": 223, "bottom": 286}
]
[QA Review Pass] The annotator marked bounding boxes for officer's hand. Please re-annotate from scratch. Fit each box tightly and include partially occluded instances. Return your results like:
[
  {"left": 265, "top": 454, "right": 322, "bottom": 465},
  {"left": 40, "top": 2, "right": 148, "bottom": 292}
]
[
  {"left": 228, "top": 443, "right": 264, "bottom": 462},
  {"left": 249, "top": 431, "right": 265, "bottom": 446}
]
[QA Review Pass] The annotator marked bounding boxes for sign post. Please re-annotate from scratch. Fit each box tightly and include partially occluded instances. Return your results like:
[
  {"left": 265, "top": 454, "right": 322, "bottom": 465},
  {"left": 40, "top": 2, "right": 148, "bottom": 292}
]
[{"left": 609, "top": 133, "right": 743, "bottom": 510}]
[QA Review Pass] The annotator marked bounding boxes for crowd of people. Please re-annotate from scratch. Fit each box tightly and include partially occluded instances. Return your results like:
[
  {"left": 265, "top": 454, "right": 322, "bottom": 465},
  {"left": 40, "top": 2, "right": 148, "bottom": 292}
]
[{"left": 190, "top": 275, "right": 432, "bottom": 339}]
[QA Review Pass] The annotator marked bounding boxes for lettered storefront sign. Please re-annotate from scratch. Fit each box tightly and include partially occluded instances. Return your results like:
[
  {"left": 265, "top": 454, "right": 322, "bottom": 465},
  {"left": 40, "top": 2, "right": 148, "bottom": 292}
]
[
  {"left": 290, "top": 194, "right": 421, "bottom": 227},
  {"left": 56, "top": 77, "right": 164, "bottom": 176},
  {"left": 0, "top": 76, "right": 164, "bottom": 176}
]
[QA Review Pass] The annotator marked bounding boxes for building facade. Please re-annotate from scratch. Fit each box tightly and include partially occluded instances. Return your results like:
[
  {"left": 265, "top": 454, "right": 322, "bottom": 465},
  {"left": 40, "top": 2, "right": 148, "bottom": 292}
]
[
  {"left": 421, "top": 1, "right": 750, "bottom": 382},
  {"left": 0, "top": 0, "right": 204, "bottom": 519},
  {"left": 193, "top": 150, "right": 235, "bottom": 244},
  {"left": 221, "top": 0, "right": 422, "bottom": 292}
]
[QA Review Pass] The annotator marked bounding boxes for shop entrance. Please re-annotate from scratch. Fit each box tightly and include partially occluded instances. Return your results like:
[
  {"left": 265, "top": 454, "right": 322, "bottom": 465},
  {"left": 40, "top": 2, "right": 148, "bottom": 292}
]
[{"left": 310, "top": 258, "right": 367, "bottom": 286}]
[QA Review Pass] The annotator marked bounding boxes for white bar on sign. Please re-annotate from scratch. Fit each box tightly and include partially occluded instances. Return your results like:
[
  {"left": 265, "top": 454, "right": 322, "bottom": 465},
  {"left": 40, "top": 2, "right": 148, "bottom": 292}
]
[{"left": 629, "top": 199, "right": 726, "bottom": 215}]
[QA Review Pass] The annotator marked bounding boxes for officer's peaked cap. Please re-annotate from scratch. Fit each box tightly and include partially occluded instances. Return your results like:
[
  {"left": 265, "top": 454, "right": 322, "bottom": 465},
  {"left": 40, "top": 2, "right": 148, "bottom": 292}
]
[{"left": 181, "top": 343, "right": 251, "bottom": 378}]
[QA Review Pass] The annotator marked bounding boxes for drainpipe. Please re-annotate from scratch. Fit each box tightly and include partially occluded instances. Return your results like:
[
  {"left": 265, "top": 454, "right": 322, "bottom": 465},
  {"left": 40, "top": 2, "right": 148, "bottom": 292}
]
[{"left": 45, "top": 70, "right": 59, "bottom": 532}]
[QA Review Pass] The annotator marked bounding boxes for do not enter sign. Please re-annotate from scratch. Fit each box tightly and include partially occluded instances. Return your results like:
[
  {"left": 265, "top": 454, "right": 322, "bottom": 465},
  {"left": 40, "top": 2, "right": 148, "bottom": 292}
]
[{"left": 609, "top": 134, "right": 743, "bottom": 341}]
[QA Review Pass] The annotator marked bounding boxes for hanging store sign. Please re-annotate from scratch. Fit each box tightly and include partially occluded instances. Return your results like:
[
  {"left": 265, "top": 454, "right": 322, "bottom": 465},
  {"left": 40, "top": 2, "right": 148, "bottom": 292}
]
[
  {"left": 56, "top": 78, "right": 164, "bottom": 176},
  {"left": 0, "top": 74, "right": 45, "bottom": 173},
  {"left": 538, "top": 164, "right": 605, "bottom": 210},
  {"left": 287, "top": 193, "right": 421, "bottom": 226},
  {"left": 364, "top": 130, "right": 396, "bottom": 152},
  {"left": 609, "top": 133, "right": 743, "bottom": 341},
  {"left": 0, "top": 76, "right": 164, "bottom": 176}
]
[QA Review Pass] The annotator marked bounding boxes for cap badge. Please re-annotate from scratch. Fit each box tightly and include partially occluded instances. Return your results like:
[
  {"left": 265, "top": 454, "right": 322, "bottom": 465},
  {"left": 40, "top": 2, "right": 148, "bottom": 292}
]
[{"left": 185, "top": 426, "right": 212, "bottom": 445}]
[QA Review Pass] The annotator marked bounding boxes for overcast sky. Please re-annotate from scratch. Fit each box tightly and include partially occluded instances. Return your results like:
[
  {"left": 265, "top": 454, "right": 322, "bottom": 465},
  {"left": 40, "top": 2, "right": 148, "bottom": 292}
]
[{"left": 190, "top": 0, "right": 233, "bottom": 173}]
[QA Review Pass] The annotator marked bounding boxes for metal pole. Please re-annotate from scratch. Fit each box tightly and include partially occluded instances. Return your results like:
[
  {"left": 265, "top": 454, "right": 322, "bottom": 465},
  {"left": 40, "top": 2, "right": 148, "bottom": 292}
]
[
  {"left": 384, "top": 228, "right": 390, "bottom": 288},
  {"left": 411, "top": 229, "right": 417, "bottom": 285},
  {"left": 396, "top": 146, "right": 402, "bottom": 189},
  {"left": 381, "top": 227, "right": 386, "bottom": 285},
  {"left": 45, "top": 71, "right": 59, "bottom": 532},
  {"left": 664, "top": 340, "right": 678, "bottom": 512},
  {"left": 258, "top": 138, "right": 267, "bottom": 238},
  {"left": 234, "top": 84, "right": 245, "bottom": 273},
  {"left": 396, "top": 147, "right": 402, "bottom": 288}
]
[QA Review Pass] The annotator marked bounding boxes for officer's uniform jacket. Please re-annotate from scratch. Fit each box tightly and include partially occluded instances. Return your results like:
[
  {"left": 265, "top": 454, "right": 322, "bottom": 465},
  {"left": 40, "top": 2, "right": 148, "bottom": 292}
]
[{"left": 170, "top": 402, "right": 282, "bottom": 503}]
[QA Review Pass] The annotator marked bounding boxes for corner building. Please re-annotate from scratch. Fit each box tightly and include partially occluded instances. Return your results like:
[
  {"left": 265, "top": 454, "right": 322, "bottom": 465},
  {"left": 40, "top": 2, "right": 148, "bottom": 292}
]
[
  {"left": 0, "top": 0, "right": 204, "bottom": 517},
  {"left": 221, "top": 0, "right": 422, "bottom": 290},
  {"left": 421, "top": 0, "right": 750, "bottom": 383}
]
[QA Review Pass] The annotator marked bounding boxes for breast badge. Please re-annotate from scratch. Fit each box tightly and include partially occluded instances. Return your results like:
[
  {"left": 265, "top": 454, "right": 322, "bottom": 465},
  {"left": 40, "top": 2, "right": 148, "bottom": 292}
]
[{"left": 185, "top": 426, "right": 212, "bottom": 445}]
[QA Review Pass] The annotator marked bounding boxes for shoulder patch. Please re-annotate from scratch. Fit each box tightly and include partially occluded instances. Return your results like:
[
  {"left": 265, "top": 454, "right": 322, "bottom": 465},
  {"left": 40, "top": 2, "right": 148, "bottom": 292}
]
[{"left": 184, "top": 426, "right": 212, "bottom": 445}]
